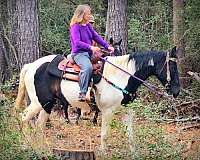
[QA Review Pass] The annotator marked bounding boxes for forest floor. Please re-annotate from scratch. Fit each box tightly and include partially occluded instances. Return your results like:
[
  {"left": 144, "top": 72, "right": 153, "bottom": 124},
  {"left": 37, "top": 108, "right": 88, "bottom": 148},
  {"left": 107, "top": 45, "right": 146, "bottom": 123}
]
[
  {"left": 2, "top": 91, "right": 199, "bottom": 159},
  {"left": 24, "top": 110, "right": 200, "bottom": 159}
]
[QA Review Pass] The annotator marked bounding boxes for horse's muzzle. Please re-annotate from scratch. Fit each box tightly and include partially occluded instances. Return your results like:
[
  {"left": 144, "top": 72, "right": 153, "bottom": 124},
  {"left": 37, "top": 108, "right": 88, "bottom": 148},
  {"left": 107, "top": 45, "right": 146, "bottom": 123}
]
[{"left": 172, "top": 87, "right": 180, "bottom": 98}]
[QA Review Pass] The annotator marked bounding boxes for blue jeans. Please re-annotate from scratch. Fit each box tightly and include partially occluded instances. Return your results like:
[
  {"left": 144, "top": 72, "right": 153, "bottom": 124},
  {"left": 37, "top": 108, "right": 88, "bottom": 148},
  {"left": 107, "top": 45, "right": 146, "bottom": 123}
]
[{"left": 72, "top": 52, "right": 93, "bottom": 94}]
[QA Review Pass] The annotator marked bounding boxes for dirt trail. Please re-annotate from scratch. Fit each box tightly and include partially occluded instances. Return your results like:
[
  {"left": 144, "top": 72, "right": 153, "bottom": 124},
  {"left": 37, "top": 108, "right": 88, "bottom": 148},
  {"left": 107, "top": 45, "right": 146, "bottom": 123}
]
[{"left": 41, "top": 112, "right": 200, "bottom": 159}]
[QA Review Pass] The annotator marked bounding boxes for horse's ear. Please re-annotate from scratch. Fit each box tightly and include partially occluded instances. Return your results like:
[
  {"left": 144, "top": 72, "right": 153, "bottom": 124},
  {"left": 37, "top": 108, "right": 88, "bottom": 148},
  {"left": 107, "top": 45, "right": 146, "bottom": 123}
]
[
  {"left": 114, "top": 39, "right": 122, "bottom": 46},
  {"left": 109, "top": 37, "right": 114, "bottom": 45},
  {"left": 118, "top": 39, "right": 122, "bottom": 45},
  {"left": 132, "top": 47, "right": 136, "bottom": 52},
  {"left": 170, "top": 46, "right": 177, "bottom": 58}
]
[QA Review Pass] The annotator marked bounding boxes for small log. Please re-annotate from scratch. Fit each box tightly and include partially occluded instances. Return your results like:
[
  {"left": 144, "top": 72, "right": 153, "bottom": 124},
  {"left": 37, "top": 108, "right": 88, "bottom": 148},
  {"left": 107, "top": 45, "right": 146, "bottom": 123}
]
[
  {"left": 53, "top": 148, "right": 96, "bottom": 160},
  {"left": 149, "top": 116, "right": 200, "bottom": 123},
  {"left": 180, "top": 122, "right": 200, "bottom": 130}
]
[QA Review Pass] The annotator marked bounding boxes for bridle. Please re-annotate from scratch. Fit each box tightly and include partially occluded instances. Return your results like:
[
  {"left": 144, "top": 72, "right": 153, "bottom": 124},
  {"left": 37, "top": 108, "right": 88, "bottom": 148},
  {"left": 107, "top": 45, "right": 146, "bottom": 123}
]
[{"left": 160, "top": 52, "right": 178, "bottom": 89}]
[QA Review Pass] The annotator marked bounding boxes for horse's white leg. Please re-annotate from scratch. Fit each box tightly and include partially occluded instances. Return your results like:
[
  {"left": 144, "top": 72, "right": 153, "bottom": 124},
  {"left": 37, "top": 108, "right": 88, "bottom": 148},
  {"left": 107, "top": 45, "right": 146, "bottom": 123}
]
[
  {"left": 21, "top": 103, "right": 43, "bottom": 123},
  {"left": 100, "top": 108, "right": 115, "bottom": 152},
  {"left": 36, "top": 109, "right": 50, "bottom": 129},
  {"left": 122, "top": 108, "right": 135, "bottom": 158},
  {"left": 20, "top": 103, "right": 43, "bottom": 136}
]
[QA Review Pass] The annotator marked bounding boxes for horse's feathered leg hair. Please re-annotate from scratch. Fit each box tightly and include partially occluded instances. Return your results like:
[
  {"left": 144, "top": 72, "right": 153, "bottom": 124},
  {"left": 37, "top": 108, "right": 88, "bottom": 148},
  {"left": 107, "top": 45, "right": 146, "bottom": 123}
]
[{"left": 15, "top": 64, "right": 31, "bottom": 109}]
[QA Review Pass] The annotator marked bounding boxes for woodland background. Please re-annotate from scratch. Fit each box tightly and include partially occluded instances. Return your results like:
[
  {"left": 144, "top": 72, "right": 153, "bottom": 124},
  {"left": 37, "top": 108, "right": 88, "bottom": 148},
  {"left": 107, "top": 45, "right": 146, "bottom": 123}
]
[
  {"left": 0, "top": 0, "right": 200, "bottom": 159},
  {"left": 1, "top": 0, "right": 200, "bottom": 79}
]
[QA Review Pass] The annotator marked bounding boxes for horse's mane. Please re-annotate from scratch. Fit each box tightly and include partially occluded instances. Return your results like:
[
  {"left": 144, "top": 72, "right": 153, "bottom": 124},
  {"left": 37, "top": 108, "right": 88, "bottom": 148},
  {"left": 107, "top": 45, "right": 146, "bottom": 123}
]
[
  {"left": 103, "top": 51, "right": 166, "bottom": 78},
  {"left": 103, "top": 55, "right": 133, "bottom": 78},
  {"left": 128, "top": 51, "right": 166, "bottom": 71}
]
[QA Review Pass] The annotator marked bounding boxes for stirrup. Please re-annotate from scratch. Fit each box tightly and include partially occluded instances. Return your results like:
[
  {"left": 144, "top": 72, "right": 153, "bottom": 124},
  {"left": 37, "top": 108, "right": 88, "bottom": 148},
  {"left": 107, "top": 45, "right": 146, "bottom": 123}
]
[{"left": 78, "top": 93, "right": 86, "bottom": 102}]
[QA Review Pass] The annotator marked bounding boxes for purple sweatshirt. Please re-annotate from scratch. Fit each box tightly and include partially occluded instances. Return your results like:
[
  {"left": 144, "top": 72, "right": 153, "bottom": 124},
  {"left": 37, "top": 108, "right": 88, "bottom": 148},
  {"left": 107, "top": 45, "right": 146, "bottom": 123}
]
[{"left": 70, "top": 23, "right": 109, "bottom": 54}]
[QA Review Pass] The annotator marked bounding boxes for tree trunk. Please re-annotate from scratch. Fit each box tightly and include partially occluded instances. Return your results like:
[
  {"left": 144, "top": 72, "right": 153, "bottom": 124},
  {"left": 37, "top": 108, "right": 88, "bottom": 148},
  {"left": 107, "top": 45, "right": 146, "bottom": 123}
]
[
  {"left": 7, "top": 0, "right": 18, "bottom": 70},
  {"left": 105, "top": 0, "right": 128, "bottom": 55},
  {"left": 16, "top": 0, "right": 40, "bottom": 68},
  {"left": 173, "top": 0, "right": 186, "bottom": 86},
  {"left": 0, "top": 0, "right": 11, "bottom": 84},
  {"left": 0, "top": 25, "right": 10, "bottom": 85},
  {"left": 173, "top": 0, "right": 185, "bottom": 59}
]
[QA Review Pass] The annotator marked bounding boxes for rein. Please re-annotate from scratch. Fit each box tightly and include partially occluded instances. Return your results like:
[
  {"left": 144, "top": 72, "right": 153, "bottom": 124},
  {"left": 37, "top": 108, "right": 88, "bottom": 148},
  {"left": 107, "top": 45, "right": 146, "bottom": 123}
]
[
  {"left": 100, "top": 48, "right": 115, "bottom": 56},
  {"left": 99, "top": 51, "right": 176, "bottom": 98}
]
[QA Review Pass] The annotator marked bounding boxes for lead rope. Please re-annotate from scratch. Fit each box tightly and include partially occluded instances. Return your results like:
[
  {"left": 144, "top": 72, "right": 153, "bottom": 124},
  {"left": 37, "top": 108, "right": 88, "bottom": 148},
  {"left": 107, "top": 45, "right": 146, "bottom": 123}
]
[{"left": 97, "top": 71, "right": 130, "bottom": 95}]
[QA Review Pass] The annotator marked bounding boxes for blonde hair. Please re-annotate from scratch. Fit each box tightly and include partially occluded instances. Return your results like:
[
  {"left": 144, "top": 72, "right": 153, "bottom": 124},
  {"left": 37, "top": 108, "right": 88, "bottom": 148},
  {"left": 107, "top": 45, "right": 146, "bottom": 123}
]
[
  {"left": 89, "top": 15, "right": 95, "bottom": 23},
  {"left": 70, "top": 4, "right": 91, "bottom": 26}
]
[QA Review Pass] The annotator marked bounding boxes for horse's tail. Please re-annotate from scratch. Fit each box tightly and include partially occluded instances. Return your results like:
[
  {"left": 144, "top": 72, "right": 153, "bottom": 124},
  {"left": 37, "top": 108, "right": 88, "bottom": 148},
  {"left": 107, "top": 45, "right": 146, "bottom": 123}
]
[{"left": 15, "top": 64, "right": 31, "bottom": 109}]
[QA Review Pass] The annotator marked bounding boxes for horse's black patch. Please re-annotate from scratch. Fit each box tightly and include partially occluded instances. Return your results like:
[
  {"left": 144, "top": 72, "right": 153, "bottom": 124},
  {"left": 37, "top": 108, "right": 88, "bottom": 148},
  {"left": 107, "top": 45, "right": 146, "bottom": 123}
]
[
  {"left": 128, "top": 51, "right": 165, "bottom": 71},
  {"left": 121, "top": 52, "right": 159, "bottom": 105},
  {"left": 34, "top": 62, "right": 69, "bottom": 114},
  {"left": 121, "top": 67, "right": 154, "bottom": 105},
  {"left": 121, "top": 49, "right": 180, "bottom": 104}
]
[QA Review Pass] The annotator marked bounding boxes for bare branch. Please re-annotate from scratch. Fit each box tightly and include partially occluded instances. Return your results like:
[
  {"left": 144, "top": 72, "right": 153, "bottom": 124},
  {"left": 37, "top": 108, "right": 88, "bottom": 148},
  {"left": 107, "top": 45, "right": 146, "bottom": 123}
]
[
  {"left": 187, "top": 71, "right": 200, "bottom": 82},
  {"left": 1, "top": 22, "right": 19, "bottom": 66},
  {"left": 64, "top": 0, "right": 77, "bottom": 5}
]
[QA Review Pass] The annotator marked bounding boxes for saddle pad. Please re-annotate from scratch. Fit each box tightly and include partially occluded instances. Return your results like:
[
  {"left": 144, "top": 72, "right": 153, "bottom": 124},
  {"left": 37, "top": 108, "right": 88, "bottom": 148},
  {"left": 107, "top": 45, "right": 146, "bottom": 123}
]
[{"left": 63, "top": 72, "right": 79, "bottom": 82}]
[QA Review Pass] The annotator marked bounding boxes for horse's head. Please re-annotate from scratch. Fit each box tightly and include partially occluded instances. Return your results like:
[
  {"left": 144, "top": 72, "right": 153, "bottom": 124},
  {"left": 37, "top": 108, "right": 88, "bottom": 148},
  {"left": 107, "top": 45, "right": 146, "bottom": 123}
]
[
  {"left": 155, "top": 46, "right": 180, "bottom": 98},
  {"left": 109, "top": 37, "right": 123, "bottom": 56}
]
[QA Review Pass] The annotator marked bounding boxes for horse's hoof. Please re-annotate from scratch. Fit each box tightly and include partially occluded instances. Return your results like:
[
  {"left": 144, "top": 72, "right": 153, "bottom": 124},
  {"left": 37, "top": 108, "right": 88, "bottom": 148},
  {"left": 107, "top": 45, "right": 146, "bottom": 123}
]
[
  {"left": 75, "top": 120, "right": 79, "bottom": 125},
  {"left": 91, "top": 119, "right": 97, "bottom": 126},
  {"left": 65, "top": 119, "right": 70, "bottom": 124}
]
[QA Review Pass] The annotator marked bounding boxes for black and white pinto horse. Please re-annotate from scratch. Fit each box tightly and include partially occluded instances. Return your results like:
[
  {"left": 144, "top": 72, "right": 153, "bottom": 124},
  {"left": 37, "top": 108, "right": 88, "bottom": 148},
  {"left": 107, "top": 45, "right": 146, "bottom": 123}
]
[{"left": 15, "top": 46, "right": 180, "bottom": 152}]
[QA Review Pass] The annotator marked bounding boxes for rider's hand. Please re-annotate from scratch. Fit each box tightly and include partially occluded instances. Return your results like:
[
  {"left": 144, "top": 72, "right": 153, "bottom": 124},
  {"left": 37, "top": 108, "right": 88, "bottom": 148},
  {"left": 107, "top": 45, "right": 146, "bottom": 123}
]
[
  {"left": 90, "top": 46, "right": 101, "bottom": 53},
  {"left": 108, "top": 46, "right": 114, "bottom": 53}
]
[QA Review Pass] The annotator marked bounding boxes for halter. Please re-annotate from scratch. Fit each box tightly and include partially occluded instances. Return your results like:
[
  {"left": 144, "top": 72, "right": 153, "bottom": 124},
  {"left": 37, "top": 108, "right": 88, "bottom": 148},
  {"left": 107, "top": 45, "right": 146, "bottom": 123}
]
[{"left": 161, "top": 52, "right": 177, "bottom": 88}]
